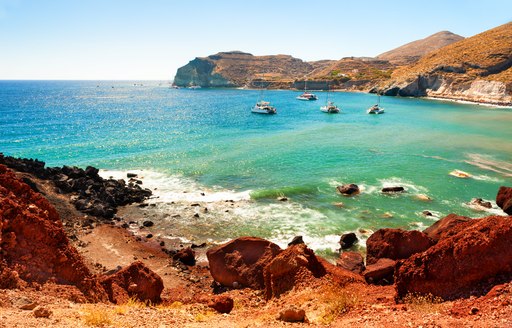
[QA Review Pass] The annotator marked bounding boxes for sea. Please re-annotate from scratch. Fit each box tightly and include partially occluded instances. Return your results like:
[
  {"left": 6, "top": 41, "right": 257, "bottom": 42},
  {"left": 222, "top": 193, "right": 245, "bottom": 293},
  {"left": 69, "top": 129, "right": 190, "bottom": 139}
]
[{"left": 1, "top": 80, "right": 511, "bottom": 257}]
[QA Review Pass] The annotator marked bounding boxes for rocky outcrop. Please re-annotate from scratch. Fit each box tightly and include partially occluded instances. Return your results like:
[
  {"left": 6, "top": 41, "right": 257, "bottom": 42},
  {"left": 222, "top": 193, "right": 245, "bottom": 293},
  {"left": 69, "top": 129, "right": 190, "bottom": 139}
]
[
  {"left": 173, "top": 51, "right": 314, "bottom": 88},
  {"left": 101, "top": 261, "right": 164, "bottom": 304},
  {"left": 379, "top": 22, "right": 512, "bottom": 106},
  {"left": 496, "top": 186, "right": 512, "bottom": 214},
  {"left": 206, "top": 237, "right": 282, "bottom": 289},
  {"left": 395, "top": 215, "right": 512, "bottom": 300},
  {"left": 0, "top": 165, "right": 163, "bottom": 303},
  {"left": 264, "top": 244, "right": 326, "bottom": 299},
  {"left": 423, "top": 214, "right": 472, "bottom": 243},
  {"left": 366, "top": 228, "right": 432, "bottom": 265},
  {"left": 363, "top": 258, "right": 396, "bottom": 285},
  {"left": 336, "top": 251, "right": 365, "bottom": 274},
  {"left": 337, "top": 184, "right": 360, "bottom": 196},
  {"left": 0, "top": 154, "right": 151, "bottom": 220}
]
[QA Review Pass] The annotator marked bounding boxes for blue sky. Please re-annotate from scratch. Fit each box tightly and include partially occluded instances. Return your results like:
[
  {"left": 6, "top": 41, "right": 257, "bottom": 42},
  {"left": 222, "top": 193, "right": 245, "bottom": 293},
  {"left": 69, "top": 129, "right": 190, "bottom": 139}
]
[{"left": 0, "top": 0, "right": 510, "bottom": 80}]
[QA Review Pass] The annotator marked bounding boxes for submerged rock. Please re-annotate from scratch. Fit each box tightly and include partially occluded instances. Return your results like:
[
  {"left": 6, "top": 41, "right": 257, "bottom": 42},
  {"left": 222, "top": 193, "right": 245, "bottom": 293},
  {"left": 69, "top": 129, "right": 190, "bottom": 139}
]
[
  {"left": 381, "top": 186, "right": 405, "bottom": 193},
  {"left": 468, "top": 197, "right": 492, "bottom": 209}
]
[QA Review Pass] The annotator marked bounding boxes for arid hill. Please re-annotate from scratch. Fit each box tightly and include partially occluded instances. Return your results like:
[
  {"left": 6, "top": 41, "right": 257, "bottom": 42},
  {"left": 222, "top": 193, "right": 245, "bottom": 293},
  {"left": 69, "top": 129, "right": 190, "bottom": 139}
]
[
  {"left": 377, "top": 31, "right": 464, "bottom": 66},
  {"left": 378, "top": 22, "right": 512, "bottom": 105}
]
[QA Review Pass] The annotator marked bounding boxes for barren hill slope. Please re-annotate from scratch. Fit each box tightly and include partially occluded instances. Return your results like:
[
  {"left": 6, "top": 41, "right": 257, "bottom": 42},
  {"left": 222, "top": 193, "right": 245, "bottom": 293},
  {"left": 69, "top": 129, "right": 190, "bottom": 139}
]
[
  {"left": 377, "top": 31, "right": 464, "bottom": 65},
  {"left": 379, "top": 22, "right": 512, "bottom": 105}
]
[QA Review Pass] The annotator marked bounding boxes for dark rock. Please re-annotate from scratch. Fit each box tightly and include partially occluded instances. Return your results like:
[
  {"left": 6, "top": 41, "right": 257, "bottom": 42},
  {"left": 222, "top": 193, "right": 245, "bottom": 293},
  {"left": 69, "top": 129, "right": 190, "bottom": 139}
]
[
  {"left": 277, "top": 196, "right": 288, "bottom": 201},
  {"left": 339, "top": 232, "right": 358, "bottom": 249},
  {"left": 21, "top": 177, "right": 40, "bottom": 193},
  {"left": 496, "top": 186, "right": 512, "bottom": 214},
  {"left": 146, "top": 234, "right": 153, "bottom": 239},
  {"left": 469, "top": 197, "right": 492, "bottom": 209},
  {"left": 173, "top": 247, "right": 196, "bottom": 266},
  {"left": 423, "top": 214, "right": 472, "bottom": 243},
  {"left": 363, "top": 258, "right": 396, "bottom": 285},
  {"left": 382, "top": 186, "right": 405, "bottom": 193},
  {"left": 142, "top": 220, "right": 154, "bottom": 227},
  {"left": 366, "top": 229, "right": 432, "bottom": 265},
  {"left": 422, "top": 210, "right": 433, "bottom": 217},
  {"left": 336, "top": 184, "right": 360, "bottom": 196},
  {"left": 127, "top": 173, "right": 138, "bottom": 178},
  {"left": 191, "top": 242, "right": 207, "bottom": 248},
  {"left": 287, "top": 236, "right": 304, "bottom": 246},
  {"left": 85, "top": 166, "right": 99, "bottom": 177},
  {"left": 336, "top": 251, "right": 365, "bottom": 274},
  {"left": 395, "top": 216, "right": 512, "bottom": 300},
  {"left": 206, "top": 237, "right": 282, "bottom": 289}
]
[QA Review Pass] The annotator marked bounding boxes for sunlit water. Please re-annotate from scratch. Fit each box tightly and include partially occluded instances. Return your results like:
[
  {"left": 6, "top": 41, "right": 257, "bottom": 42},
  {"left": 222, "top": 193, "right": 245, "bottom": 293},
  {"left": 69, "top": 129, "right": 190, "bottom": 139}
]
[{"left": 1, "top": 81, "right": 511, "bottom": 254}]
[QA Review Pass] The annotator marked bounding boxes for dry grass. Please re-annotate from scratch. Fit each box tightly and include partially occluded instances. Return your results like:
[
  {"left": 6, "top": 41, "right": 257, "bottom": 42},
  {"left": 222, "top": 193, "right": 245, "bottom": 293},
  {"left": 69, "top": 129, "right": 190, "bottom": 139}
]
[
  {"left": 317, "top": 286, "right": 359, "bottom": 324},
  {"left": 403, "top": 293, "right": 444, "bottom": 314},
  {"left": 82, "top": 305, "right": 114, "bottom": 327}
]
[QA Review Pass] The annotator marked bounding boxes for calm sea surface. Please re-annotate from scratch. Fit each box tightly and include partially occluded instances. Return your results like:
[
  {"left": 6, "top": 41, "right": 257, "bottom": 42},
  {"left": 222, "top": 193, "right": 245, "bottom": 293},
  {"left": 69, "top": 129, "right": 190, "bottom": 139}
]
[{"left": 1, "top": 81, "right": 511, "bottom": 254}]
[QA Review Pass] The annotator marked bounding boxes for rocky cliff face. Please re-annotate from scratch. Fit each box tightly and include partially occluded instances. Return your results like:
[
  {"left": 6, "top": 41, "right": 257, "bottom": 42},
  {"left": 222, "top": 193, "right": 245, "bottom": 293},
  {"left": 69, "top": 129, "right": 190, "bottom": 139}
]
[
  {"left": 379, "top": 22, "right": 512, "bottom": 105},
  {"left": 173, "top": 51, "right": 314, "bottom": 88}
]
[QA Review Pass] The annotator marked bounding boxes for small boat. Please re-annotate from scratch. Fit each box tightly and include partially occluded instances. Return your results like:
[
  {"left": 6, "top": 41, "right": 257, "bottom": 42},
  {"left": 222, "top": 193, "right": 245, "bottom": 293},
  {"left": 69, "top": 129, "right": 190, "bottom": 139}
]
[
  {"left": 367, "top": 94, "right": 384, "bottom": 114},
  {"left": 252, "top": 101, "right": 276, "bottom": 114},
  {"left": 296, "top": 80, "right": 318, "bottom": 100},
  {"left": 320, "top": 101, "right": 340, "bottom": 113},
  {"left": 320, "top": 86, "right": 340, "bottom": 113}
]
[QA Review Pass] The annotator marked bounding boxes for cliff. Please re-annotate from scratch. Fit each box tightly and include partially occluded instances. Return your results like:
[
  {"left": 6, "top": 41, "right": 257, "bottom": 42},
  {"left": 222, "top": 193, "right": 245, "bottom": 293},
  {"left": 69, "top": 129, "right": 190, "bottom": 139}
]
[
  {"left": 377, "top": 31, "right": 464, "bottom": 66},
  {"left": 378, "top": 22, "right": 512, "bottom": 105},
  {"left": 173, "top": 51, "right": 316, "bottom": 88}
]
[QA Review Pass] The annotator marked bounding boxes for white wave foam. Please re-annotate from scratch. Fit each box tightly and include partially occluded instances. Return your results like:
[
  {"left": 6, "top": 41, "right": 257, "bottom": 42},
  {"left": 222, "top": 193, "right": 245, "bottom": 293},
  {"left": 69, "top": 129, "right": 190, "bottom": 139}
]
[
  {"left": 461, "top": 201, "right": 507, "bottom": 216},
  {"left": 465, "top": 153, "right": 512, "bottom": 178},
  {"left": 99, "top": 169, "right": 251, "bottom": 203}
]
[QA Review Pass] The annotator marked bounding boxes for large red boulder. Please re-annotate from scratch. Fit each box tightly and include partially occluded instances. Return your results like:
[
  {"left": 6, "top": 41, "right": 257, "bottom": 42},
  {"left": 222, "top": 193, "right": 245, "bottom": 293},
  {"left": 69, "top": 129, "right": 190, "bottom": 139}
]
[
  {"left": 496, "top": 186, "right": 512, "bottom": 215},
  {"left": 366, "top": 228, "right": 432, "bottom": 265},
  {"left": 101, "top": 261, "right": 164, "bottom": 304},
  {"left": 206, "top": 237, "right": 282, "bottom": 289},
  {"left": 263, "top": 244, "right": 326, "bottom": 299},
  {"left": 423, "top": 214, "right": 473, "bottom": 243},
  {"left": 395, "top": 215, "right": 512, "bottom": 300}
]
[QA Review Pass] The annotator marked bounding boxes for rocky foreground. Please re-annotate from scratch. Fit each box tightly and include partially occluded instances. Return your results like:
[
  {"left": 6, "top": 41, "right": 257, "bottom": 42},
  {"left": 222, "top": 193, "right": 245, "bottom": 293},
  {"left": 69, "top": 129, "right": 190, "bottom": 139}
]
[{"left": 1, "top": 156, "right": 512, "bottom": 327}]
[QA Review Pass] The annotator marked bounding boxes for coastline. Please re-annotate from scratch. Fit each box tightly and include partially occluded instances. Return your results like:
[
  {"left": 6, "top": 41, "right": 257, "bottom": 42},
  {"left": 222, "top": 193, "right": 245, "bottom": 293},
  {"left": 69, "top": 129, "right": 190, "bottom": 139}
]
[{"left": 424, "top": 96, "right": 512, "bottom": 109}]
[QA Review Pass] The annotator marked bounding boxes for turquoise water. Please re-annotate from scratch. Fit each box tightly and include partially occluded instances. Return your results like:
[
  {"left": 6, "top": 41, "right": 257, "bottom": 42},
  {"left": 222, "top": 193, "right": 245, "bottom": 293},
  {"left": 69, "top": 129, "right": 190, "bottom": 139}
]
[{"left": 1, "top": 81, "right": 511, "bottom": 252}]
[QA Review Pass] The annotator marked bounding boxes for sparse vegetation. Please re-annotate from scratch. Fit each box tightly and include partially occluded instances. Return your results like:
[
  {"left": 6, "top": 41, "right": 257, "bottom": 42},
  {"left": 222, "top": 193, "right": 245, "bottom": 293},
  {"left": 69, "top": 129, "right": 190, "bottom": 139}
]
[
  {"left": 82, "top": 306, "right": 114, "bottom": 327},
  {"left": 403, "top": 293, "right": 444, "bottom": 313}
]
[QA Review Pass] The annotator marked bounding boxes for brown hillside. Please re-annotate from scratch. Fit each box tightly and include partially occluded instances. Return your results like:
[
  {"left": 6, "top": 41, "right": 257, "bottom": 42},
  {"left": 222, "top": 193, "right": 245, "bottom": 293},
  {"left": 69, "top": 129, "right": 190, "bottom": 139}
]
[
  {"left": 377, "top": 31, "right": 464, "bottom": 65},
  {"left": 380, "top": 22, "right": 512, "bottom": 105}
]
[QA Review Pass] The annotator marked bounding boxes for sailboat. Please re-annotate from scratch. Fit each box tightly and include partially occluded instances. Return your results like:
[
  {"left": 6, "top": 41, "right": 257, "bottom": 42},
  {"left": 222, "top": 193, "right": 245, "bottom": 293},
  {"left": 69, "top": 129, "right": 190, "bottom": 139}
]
[
  {"left": 252, "top": 85, "right": 277, "bottom": 114},
  {"left": 320, "top": 85, "right": 340, "bottom": 113},
  {"left": 367, "top": 94, "right": 385, "bottom": 114},
  {"left": 296, "top": 80, "right": 318, "bottom": 100}
]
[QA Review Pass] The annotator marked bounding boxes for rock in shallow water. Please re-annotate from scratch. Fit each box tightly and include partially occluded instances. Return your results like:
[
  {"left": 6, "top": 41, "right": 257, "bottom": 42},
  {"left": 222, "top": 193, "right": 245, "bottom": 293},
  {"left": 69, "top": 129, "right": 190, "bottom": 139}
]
[{"left": 336, "top": 184, "right": 360, "bottom": 196}]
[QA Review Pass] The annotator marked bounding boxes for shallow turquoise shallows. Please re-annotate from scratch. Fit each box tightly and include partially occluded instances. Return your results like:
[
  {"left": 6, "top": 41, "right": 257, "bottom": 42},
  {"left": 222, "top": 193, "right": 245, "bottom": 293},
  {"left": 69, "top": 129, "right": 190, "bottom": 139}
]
[{"left": 1, "top": 81, "right": 511, "bottom": 254}]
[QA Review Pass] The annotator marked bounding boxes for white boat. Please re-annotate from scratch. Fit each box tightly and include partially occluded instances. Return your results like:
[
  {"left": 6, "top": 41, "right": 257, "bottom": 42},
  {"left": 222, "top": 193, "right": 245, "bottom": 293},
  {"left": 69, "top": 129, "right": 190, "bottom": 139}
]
[
  {"left": 320, "top": 101, "right": 340, "bottom": 113},
  {"left": 367, "top": 94, "right": 385, "bottom": 114},
  {"left": 320, "top": 86, "right": 340, "bottom": 113},
  {"left": 296, "top": 80, "right": 318, "bottom": 100},
  {"left": 252, "top": 101, "right": 276, "bottom": 114}
]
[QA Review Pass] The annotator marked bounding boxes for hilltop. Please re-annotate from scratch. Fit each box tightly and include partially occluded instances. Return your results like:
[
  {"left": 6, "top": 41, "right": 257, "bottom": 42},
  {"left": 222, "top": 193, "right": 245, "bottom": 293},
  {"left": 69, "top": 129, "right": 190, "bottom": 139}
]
[
  {"left": 377, "top": 31, "right": 464, "bottom": 66},
  {"left": 378, "top": 22, "right": 512, "bottom": 105}
]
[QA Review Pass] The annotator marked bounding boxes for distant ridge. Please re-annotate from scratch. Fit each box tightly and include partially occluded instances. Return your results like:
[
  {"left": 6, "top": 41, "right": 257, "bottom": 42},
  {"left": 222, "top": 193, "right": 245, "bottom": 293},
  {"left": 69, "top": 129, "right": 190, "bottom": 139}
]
[{"left": 377, "top": 31, "right": 464, "bottom": 65}]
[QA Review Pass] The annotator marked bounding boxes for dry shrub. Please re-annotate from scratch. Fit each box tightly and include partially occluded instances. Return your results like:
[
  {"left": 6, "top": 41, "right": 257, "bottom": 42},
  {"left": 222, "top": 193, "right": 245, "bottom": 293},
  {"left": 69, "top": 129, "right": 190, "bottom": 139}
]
[
  {"left": 316, "top": 285, "right": 359, "bottom": 324},
  {"left": 82, "top": 306, "right": 113, "bottom": 327}
]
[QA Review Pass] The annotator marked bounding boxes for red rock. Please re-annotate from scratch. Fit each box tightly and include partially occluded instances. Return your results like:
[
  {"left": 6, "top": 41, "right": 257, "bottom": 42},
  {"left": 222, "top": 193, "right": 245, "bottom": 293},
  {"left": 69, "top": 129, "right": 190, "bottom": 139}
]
[
  {"left": 173, "top": 247, "right": 196, "bottom": 266},
  {"left": 0, "top": 165, "right": 108, "bottom": 301},
  {"left": 336, "top": 251, "right": 365, "bottom": 274},
  {"left": 208, "top": 295, "right": 234, "bottom": 314},
  {"left": 496, "top": 186, "right": 512, "bottom": 214},
  {"left": 363, "top": 258, "right": 396, "bottom": 285},
  {"left": 366, "top": 228, "right": 432, "bottom": 265},
  {"left": 263, "top": 244, "right": 326, "bottom": 299},
  {"left": 395, "top": 215, "right": 512, "bottom": 300},
  {"left": 206, "top": 237, "right": 282, "bottom": 289},
  {"left": 423, "top": 213, "right": 473, "bottom": 243},
  {"left": 278, "top": 307, "right": 306, "bottom": 322},
  {"left": 101, "top": 261, "right": 164, "bottom": 304}
]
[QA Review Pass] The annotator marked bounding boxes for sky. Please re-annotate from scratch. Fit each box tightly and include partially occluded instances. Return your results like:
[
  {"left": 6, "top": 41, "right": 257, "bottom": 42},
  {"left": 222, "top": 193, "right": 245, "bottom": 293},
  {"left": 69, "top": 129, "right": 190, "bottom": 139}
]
[{"left": 0, "top": 0, "right": 510, "bottom": 80}]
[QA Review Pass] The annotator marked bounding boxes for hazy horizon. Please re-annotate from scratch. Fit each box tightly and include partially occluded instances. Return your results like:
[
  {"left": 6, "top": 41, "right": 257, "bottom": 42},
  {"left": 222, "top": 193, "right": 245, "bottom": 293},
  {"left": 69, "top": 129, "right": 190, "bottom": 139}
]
[{"left": 1, "top": 0, "right": 511, "bottom": 80}]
